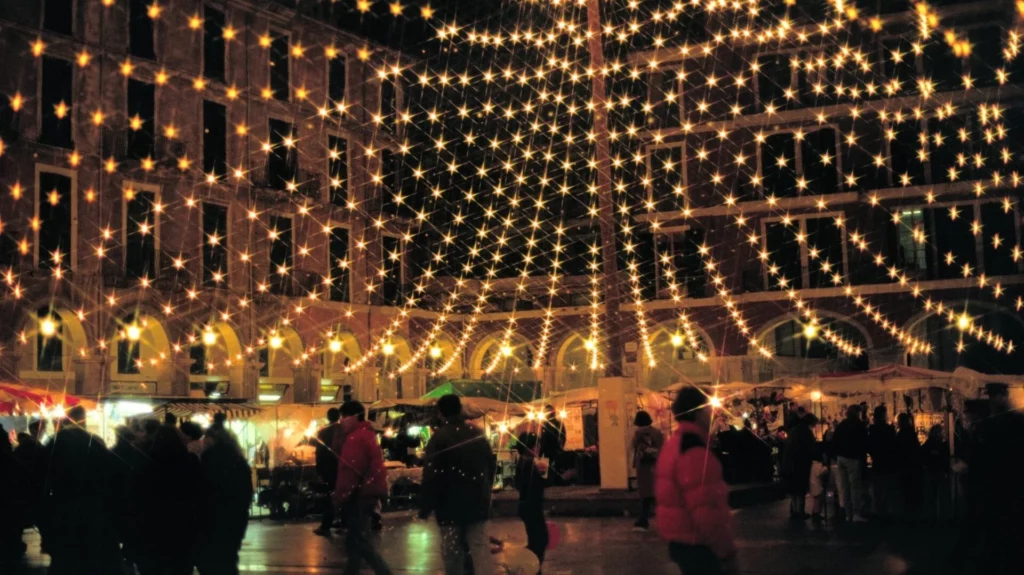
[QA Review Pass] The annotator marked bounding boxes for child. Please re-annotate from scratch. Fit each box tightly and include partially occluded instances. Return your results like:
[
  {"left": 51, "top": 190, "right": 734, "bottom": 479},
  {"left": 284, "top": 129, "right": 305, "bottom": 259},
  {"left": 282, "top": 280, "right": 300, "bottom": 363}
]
[
  {"left": 809, "top": 444, "right": 829, "bottom": 521},
  {"left": 515, "top": 432, "right": 549, "bottom": 566}
]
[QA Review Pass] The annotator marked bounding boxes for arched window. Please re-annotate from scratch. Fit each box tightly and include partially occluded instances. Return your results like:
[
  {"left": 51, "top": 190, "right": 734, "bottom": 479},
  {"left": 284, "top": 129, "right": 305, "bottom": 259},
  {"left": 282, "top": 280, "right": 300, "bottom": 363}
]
[
  {"left": 117, "top": 314, "right": 142, "bottom": 375},
  {"left": 37, "top": 307, "right": 63, "bottom": 372},
  {"left": 921, "top": 306, "right": 1024, "bottom": 374},
  {"left": 771, "top": 318, "right": 869, "bottom": 371}
]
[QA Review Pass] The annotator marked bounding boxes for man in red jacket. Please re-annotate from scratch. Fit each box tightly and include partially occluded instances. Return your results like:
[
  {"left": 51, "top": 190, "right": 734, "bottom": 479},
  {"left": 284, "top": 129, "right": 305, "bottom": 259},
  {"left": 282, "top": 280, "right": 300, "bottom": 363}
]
[
  {"left": 332, "top": 400, "right": 392, "bottom": 575},
  {"left": 654, "top": 387, "right": 737, "bottom": 575}
]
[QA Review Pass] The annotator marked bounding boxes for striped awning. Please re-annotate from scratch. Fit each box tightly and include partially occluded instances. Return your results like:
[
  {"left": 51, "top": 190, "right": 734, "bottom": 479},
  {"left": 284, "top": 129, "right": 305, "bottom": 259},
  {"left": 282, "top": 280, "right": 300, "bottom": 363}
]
[{"left": 155, "top": 401, "right": 263, "bottom": 419}]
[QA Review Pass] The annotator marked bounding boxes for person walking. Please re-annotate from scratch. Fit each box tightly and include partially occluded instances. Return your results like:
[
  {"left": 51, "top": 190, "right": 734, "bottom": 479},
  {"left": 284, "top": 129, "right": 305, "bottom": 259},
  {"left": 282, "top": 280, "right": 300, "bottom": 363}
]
[
  {"left": 333, "top": 400, "right": 392, "bottom": 575},
  {"left": 136, "top": 426, "right": 204, "bottom": 575},
  {"left": 314, "top": 407, "right": 341, "bottom": 537},
  {"left": 419, "top": 394, "right": 497, "bottom": 575},
  {"left": 832, "top": 404, "right": 869, "bottom": 523},
  {"left": 866, "top": 405, "right": 897, "bottom": 518},
  {"left": 894, "top": 413, "right": 921, "bottom": 518},
  {"left": 655, "top": 387, "right": 737, "bottom": 574},
  {"left": 631, "top": 410, "right": 663, "bottom": 531},
  {"left": 197, "top": 428, "right": 253, "bottom": 575},
  {"left": 0, "top": 430, "right": 27, "bottom": 566},
  {"left": 514, "top": 432, "right": 549, "bottom": 567},
  {"left": 37, "top": 406, "right": 122, "bottom": 575},
  {"left": 781, "top": 412, "right": 816, "bottom": 519}
]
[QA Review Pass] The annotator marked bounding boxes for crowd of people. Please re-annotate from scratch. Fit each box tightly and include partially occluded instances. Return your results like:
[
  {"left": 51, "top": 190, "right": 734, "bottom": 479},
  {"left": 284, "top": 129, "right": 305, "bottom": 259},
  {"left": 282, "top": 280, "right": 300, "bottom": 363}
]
[{"left": 0, "top": 407, "right": 252, "bottom": 575}]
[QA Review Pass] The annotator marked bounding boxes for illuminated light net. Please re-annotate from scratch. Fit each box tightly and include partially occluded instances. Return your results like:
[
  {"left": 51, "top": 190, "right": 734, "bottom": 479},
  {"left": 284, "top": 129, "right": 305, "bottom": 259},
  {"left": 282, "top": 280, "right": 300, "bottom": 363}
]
[{"left": 4, "top": 0, "right": 1024, "bottom": 397}]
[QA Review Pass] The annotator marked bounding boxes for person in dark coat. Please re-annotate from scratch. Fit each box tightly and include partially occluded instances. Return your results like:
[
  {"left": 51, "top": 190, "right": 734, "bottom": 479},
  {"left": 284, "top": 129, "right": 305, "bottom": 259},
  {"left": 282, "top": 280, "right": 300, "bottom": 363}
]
[
  {"left": 515, "top": 432, "right": 549, "bottom": 566},
  {"left": 537, "top": 405, "right": 565, "bottom": 466},
  {"left": 136, "top": 425, "right": 204, "bottom": 575},
  {"left": 419, "top": 394, "right": 497, "bottom": 575},
  {"left": 313, "top": 407, "right": 341, "bottom": 536},
  {"left": 894, "top": 413, "right": 921, "bottom": 517},
  {"left": 631, "top": 410, "right": 663, "bottom": 530},
  {"left": 782, "top": 412, "right": 816, "bottom": 519},
  {"left": 197, "top": 428, "right": 253, "bottom": 575},
  {"left": 38, "top": 406, "right": 122, "bottom": 575},
  {"left": 832, "top": 404, "right": 868, "bottom": 522},
  {"left": 920, "top": 424, "right": 948, "bottom": 519},
  {"left": 110, "top": 425, "right": 147, "bottom": 571},
  {"left": 13, "top": 419, "right": 44, "bottom": 466},
  {"left": 866, "top": 405, "right": 897, "bottom": 517}
]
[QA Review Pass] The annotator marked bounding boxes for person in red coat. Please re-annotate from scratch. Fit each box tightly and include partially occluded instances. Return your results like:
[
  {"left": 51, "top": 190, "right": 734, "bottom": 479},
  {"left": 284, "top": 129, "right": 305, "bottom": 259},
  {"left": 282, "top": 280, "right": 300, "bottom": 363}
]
[
  {"left": 655, "top": 387, "right": 737, "bottom": 575},
  {"left": 332, "top": 401, "right": 392, "bottom": 575}
]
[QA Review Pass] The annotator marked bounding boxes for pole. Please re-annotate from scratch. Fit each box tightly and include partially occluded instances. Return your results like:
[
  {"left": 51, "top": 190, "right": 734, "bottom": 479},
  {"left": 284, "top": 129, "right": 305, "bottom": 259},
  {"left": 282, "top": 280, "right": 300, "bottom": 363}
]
[{"left": 585, "top": 0, "right": 624, "bottom": 378}]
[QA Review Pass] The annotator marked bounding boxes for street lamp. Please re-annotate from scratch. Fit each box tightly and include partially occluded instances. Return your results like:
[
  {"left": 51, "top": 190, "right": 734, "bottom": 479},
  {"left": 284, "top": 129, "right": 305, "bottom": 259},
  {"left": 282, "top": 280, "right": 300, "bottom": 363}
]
[
  {"left": 803, "top": 323, "right": 818, "bottom": 339},
  {"left": 382, "top": 342, "right": 395, "bottom": 356},
  {"left": 500, "top": 344, "right": 513, "bottom": 357},
  {"left": 126, "top": 324, "right": 142, "bottom": 341},
  {"left": 957, "top": 313, "right": 971, "bottom": 330},
  {"left": 329, "top": 339, "right": 343, "bottom": 353},
  {"left": 269, "top": 335, "right": 283, "bottom": 349},
  {"left": 40, "top": 317, "right": 57, "bottom": 338},
  {"left": 202, "top": 329, "right": 217, "bottom": 346},
  {"left": 429, "top": 346, "right": 442, "bottom": 359},
  {"left": 670, "top": 333, "right": 684, "bottom": 347}
]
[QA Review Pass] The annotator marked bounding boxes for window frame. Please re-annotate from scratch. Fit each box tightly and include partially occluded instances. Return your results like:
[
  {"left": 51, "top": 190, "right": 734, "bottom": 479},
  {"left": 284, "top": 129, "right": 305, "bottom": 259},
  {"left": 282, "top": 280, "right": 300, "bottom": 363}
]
[
  {"left": 327, "top": 50, "right": 349, "bottom": 108},
  {"left": 756, "top": 125, "right": 844, "bottom": 197},
  {"left": 760, "top": 211, "right": 848, "bottom": 290},
  {"left": 201, "top": 3, "right": 228, "bottom": 84},
  {"left": 268, "top": 29, "right": 291, "bottom": 102},
  {"left": 325, "top": 220, "right": 352, "bottom": 303},
  {"left": 33, "top": 164, "right": 78, "bottom": 271},
  {"left": 120, "top": 180, "right": 162, "bottom": 277}
]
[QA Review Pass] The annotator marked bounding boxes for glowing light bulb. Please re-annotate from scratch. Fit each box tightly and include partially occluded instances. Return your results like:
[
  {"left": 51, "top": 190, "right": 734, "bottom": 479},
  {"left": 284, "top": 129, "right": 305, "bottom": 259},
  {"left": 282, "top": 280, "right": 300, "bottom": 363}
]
[
  {"left": 810, "top": 391, "right": 823, "bottom": 401},
  {"left": 957, "top": 314, "right": 971, "bottom": 330},
  {"left": 500, "top": 344, "right": 513, "bottom": 357},
  {"left": 584, "top": 338, "right": 595, "bottom": 351},
  {"left": 803, "top": 324, "right": 819, "bottom": 339},
  {"left": 670, "top": 333, "right": 684, "bottom": 347},
  {"left": 382, "top": 342, "right": 395, "bottom": 356},
  {"left": 202, "top": 330, "right": 217, "bottom": 346},
  {"left": 127, "top": 325, "right": 142, "bottom": 341},
  {"left": 329, "top": 339, "right": 343, "bottom": 353},
  {"left": 40, "top": 318, "right": 57, "bottom": 337},
  {"left": 269, "top": 336, "right": 283, "bottom": 349},
  {"left": 709, "top": 396, "right": 723, "bottom": 409},
  {"left": 429, "top": 346, "right": 442, "bottom": 359}
]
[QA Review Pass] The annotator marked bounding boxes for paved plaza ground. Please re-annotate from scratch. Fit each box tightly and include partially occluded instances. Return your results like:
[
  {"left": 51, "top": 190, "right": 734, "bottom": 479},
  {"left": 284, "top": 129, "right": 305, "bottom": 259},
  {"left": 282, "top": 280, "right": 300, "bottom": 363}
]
[{"left": 13, "top": 501, "right": 973, "bottom": 574}]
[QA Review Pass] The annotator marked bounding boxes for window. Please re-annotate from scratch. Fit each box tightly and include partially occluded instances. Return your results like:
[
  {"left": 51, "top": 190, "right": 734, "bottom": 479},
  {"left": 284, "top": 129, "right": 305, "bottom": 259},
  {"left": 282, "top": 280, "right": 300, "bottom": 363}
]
[
  {"left": 268, "top": 215, "right": 293, "bottom": 295},
  {"left": 756, "top": 53, "right": 793, "bottom": 111},
  {"left": 126, "top": 79, "right": 155, "bottom": 159},
  {"left": 760, "top": 133, "right": 797, "bottom": 197},
  {"left": 896, "top": 209, "right": 930, "bottom": 273},
  {"left": 128, "top": 0, "right": 155, "bottom": 59},
  {"left": 379, "top": 77, "right": 397, "bottom": 131},
  {"left": 649, "top": 146, "right": 685, "bottom": 211},
  {"left": 118, "top": 315, "right": 141, "bottom": 374},
  {"left": 39, "top": 57, "right": 73, "bottom": 149},
  {"left": 933, "top": 205, "right": 975, "bottom": 280},
  {"left": 650, "top": 69, "right": 680, "bottom": 128},
  {"left": 328, "top": 227, "right": 350, "bottom": 302},
  {"left": 43, "top": 0, "right": 73, "bottom": 35},
  {"left": 329, "top": 56, "right": 347, "bottom": 107},
  {"left": 981, "top": 202, "right": 1019, "bottom": 276},
  {"left": 800, "top": 129, "right": 838, "bottom": 194},
  {"left": 328, "top": 135, "right": 349, "bottom": 206},
  {"left": 381, "top": 235, "right": 402, "bottom": 306},
  {"left": 0, "top": 229, "right": 17, "bottom": 269},
  {"left": 773, "top": 318, "right": 867, "bottom": 369},
  {"left": 202, "top": 203, "right": 228, "bottom": 286},
  {"left": 805, "top": 217, "right": 843, "bottom": 288},
  {"left": 269, "top": 34, "right": 289, "bottom": 101},
  {"left": 378, "top": 149, "right": 399, "bottom": 214},
  {"left": 202, "top": 100, "right": 227, "bottom": 176},
  {"left": 37, "top": 308, "right": 63, "bottom": 372},
  {"left": 258, "top": 347, "right": 269, "bottom": 377},
  {"left": 190, "top": 343, "right": 207, "bottom": 375},
  {"left": 202, "top": 6, "right": 226, "bottom": 83},
  {"left": 37, "top": 171, "right": 72, "bottom": 271},
  {"left": 654, "top": 228, "right": 706, "bottom": 298},
  {"left": 124, "top": 188, "right": 157, "bottom": 279},
  {"left": 887, "top": 119, "right": 927, "bottom": 186},
  {"left": 765, "top": 221, "right": 802, "bottom": 289},
  {"left": 267, "top": 119, "right": 296, "bottom": 189}
]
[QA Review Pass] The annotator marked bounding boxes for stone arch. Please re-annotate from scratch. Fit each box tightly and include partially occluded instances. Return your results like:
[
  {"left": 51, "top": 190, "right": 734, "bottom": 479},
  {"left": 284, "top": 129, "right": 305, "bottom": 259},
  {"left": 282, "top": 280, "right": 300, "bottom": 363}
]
[
  {"left": 904, "top": 301, "right": 1024, "bottom": 374},
  {"left": 16, "top": 300, "right": 89, "bottom": 380},
  {"left": 183, "top": 319, "right": 244, "bottom": 395},
  {"left": 642, "top": 321, "right": 715, "bottom": 391},
  {"left": 107, "top": 311, "right": 172, "bottom": 384},
  {"left": 553, "top": 332, "right": 600, "bottom": 391},
  {"left": 321, "top": 329, "right": 362, "bottom": 379},
  {"left": 468, "top": 331, "right": 537, "bottom": 382},
  {"left": 257, "top": 325, "right": 305, "bottom": 383},
  {"left": 423, "top": 334, "right": 457, "bottom": 371},
  {"left": 754, "top": 312, "right": 871, "bottom": 373}
]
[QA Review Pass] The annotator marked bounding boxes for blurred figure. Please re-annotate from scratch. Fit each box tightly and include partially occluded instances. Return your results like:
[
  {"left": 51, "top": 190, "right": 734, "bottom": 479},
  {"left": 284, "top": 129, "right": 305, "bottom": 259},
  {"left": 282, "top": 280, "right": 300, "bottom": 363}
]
[
  {"left": 136, "top": 426, "right": 203, "bottom": 575},
  {"left": 13, "top": 419, "right": 45, "bottom": 464},
  {"left": 333, "top": 400, "right": 391, "bottom": 575},
  {"left": 631, "top": 410, "right": 663, "bottom": 531},
  {"left": 0, "top": 429, "right": 27, "bottom": 565},
  {"left": 538, "top": 405, "right": 565, "bottom": 470},
  {"left": 921, "top": 424, "right": 949, "bottom": 519},
  {"left": 110, "top": 425, "right": 146, "bottom": 572},
  {"left": 970, "top": 383, "right": 1024, "bottom": 572},
  {"left": 197, "top": 429, "right": 253, "bottom": 575},
  {"left": 515, "top": 432, "right": 549, "bottom": 566},
  {"left": 807, "top": 444, "right": 829, "bottom": 521},
  {"left": 181, "top": 421, "right": 206, "bottom": 458},
  {"left": 38, "top": 405, "right": 122, "bottom": 575},
  {"left": 655, "top": 387, "right": 736, "bottom": 575},
  {"left": 867, "top": 405, "right": 897, "bottom": 518},
  {"left": 894, "top": 413, "right": 921, "bottom": 518},
  {"left": 781, "top": 412, "right": 816, "bottom": 520},
  {"left": 420, "top": 395, "right": 496, "bottom": 575},
  {"left": 832, "top": 404, "right": 869, "bottom": 522},
  {"left": 314, "top": 407, "right": 341, "bottom": 537}
]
